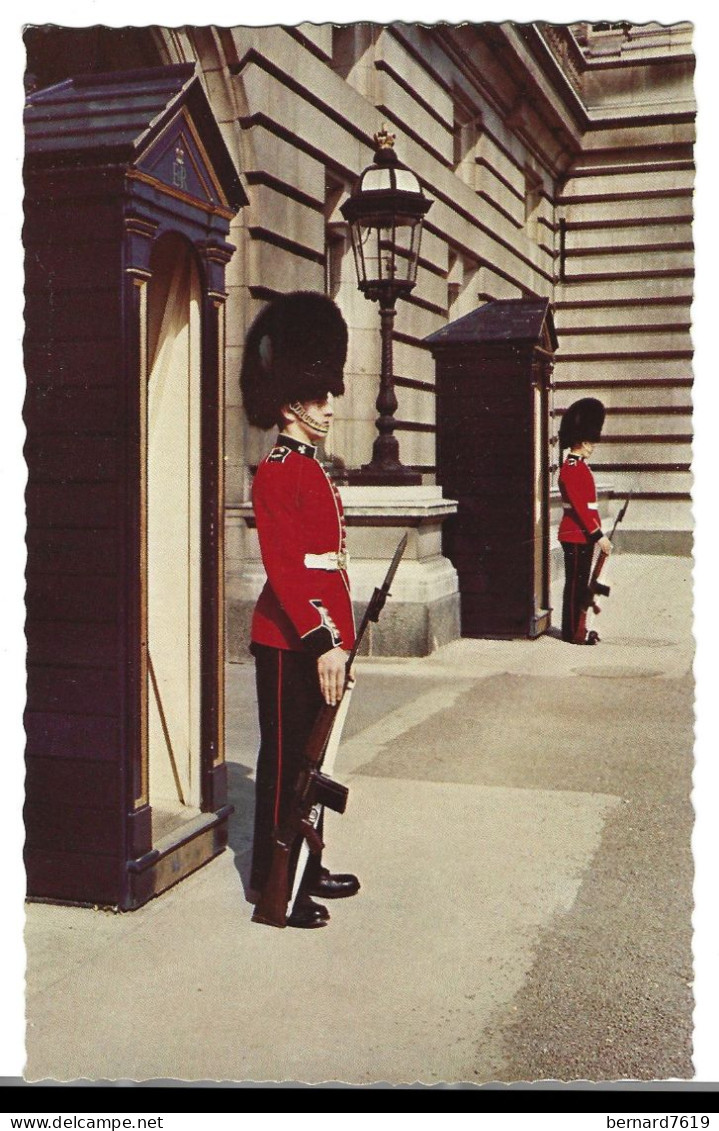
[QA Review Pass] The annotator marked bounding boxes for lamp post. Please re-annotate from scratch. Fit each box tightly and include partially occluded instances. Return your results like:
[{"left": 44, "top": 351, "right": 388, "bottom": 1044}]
[{"left": 341, "top": 127, "right": 433, "bottom": 485}]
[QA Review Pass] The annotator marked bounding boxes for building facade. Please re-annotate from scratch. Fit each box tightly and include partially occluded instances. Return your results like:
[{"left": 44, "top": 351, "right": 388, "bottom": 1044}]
[{"left": 25, "top": 19, "right": 695, "bottom": 656}]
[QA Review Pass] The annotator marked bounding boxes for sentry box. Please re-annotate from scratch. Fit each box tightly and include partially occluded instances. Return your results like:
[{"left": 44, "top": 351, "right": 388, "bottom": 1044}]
[
  {"left": 24, "top": 64, "right": 247, "bottom": 908},
  {"left": 425, "top": 298, "right": 558, "bottom": 639}
]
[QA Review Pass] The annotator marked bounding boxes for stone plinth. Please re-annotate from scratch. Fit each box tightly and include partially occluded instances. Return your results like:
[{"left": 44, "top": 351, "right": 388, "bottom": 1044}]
[
  {"left": 227, "top": 484, "right": 460, "bottom": 659},
  {"left": 341, "top": 485, "right": 460, "bottom": 656}
]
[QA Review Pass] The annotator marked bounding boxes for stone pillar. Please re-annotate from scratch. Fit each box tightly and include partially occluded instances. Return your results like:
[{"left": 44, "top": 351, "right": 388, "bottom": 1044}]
[{"left": 228, "top": 484, "right": 460, "bottom": 660}]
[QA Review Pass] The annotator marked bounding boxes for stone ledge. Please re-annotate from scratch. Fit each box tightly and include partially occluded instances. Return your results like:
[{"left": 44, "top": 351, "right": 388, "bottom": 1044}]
[
  {"left": 230, "top": 483, "right": 459, "bottom": 526},
  {"left": 340, "top": 484, "right": 459, "bottom": 521}
]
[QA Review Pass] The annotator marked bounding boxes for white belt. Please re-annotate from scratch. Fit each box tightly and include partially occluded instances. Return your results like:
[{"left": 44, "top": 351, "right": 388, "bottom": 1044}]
[{"left": 304, "top": 551, "right": 349, "bottom": 571}]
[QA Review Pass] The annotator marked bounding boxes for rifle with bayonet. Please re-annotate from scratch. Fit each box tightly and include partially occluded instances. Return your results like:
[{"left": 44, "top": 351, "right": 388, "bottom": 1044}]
[
  {"left": 574, "top": 496, "right": 631, "bottom": 645},
  {"left": 252, "top": 532, "right": 409, "bottom": 928}
]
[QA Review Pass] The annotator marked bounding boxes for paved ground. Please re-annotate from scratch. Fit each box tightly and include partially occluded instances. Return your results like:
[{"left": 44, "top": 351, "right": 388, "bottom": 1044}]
[{"left": 24, "top": 554, "right": 696, "bottom": 1085}]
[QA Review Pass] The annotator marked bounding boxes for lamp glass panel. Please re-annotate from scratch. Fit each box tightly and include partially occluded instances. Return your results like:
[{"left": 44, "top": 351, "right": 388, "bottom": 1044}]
[
  {"left": 349, "top": 223, "right": 366, "bottom": 287},
  {"left": 406, "top": 221, "right": 422, "bottom": 283},
  {"left": 394, "top": 169, "right": 421, "bottom": 192},
  {"left": 378, "top": 223, "right": 396, "bottom": 282},
  {"left": 346, "top": 206, "right": 425, "bottom": 291},
  {"left": 362, "top": 168, "right": 391, "bottom": 191},
  {"left": 391, "top": 221, "right": 420, "bottom": 284}
]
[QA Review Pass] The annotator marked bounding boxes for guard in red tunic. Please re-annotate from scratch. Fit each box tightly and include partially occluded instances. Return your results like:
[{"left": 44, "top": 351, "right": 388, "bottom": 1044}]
[
  {"left": 558, "top": 397, "right": 613, "bottom": 644},
  {"left": 240, "top": 291, "right": 360, "bottom": 928}
]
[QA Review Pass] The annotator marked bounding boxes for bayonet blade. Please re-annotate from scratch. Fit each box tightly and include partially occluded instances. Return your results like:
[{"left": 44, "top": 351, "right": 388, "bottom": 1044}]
[
  {"left": 382, "top": 532, "right": 408, "bottom": 594},
  {"left": 609, "top": 495, "right": 631, "bottom": 539}
]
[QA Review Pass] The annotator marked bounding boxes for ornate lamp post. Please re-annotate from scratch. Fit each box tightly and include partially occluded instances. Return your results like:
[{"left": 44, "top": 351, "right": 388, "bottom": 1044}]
[{"left": 341, "top": 127, "right": 433, "bottom": 485}]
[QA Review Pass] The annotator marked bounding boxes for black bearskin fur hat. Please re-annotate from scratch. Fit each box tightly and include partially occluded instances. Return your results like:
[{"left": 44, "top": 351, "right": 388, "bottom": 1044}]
[
  {"left": 240, "top": 291, "right": 348, "bottom": 429},
  {"left": 559, "top": 397, "right": 605, "bottom": 451}
]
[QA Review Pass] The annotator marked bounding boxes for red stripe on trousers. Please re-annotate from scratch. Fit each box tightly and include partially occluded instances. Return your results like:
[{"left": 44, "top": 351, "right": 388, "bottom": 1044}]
[
  {"left": 273, "top": 650, "right": 283, "bottom": 827},
  {"left": 569, "top": 547, "right": 579, "bottom": 637}
]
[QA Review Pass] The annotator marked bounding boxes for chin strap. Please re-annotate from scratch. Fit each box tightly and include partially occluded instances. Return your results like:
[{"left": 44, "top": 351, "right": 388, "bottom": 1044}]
[{"left": 288, "top": 401, "right": 330, "bottom": 434}]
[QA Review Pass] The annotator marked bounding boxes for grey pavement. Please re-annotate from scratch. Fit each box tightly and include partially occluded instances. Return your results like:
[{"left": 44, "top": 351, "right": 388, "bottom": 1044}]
[{"left": 24, "top": 554, "right": 696, "bottom": 1084}]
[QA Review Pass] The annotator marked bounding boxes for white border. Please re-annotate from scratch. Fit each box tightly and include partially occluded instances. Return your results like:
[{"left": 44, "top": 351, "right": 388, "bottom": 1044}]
[{"left": 3, "top": 0, "right": 716, "bottom": 1086}]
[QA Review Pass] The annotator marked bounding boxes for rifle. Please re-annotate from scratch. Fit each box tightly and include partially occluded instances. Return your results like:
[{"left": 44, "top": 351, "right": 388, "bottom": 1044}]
[
  {"left": 252, "top": 532, "right": 409, "bottom": 928},
  {"left": 287, "top": 666, "right": 356, "bottom": 917},
  {"left": 574, "top": 496, "right": 630, "bottom": 645}
]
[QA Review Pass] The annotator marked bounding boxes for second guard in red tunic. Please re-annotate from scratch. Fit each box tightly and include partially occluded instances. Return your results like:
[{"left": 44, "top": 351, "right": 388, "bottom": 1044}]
[
  {"left": 557, "top": 397, "right": 613, "bottom": 644},
  {"left": 240, "top": 291, "right": 360, "bottom": 929}
]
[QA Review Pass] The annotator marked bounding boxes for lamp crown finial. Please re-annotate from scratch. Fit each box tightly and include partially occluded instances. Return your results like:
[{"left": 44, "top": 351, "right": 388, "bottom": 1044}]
[{"left": 374, "top": 125, "right": 396, "bottom": 151}]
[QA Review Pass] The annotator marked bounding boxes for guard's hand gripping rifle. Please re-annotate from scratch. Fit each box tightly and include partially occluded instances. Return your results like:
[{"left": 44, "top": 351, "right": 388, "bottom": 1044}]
[
  {"left": 574, "top": 496, "right": 630, "bottom": 645},
  {"left": 252, "top": 533, "right": 408, "bottom": 928}
]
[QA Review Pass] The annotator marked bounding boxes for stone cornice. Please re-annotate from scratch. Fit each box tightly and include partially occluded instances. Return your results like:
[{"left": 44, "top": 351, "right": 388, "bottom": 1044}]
[{"left": 231, "top": 485, "right": 459, "bottom": 525}]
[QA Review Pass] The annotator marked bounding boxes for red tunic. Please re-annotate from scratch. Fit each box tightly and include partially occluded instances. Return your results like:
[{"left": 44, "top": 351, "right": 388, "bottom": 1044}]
[
  {"left": 558, "top": 454, "right": 603, "bottom": 545},
  {"left": 251, "top": 433, "right": 355, "bottom": 656}
]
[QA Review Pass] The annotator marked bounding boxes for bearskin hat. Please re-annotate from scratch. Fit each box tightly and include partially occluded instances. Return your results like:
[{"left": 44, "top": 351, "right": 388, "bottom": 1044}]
[
  {"left": 240, "top": 291, "right": 348, "bottom": 429},
  {"left": 558, "top": 397, "right": 605, "bottom": 451}
]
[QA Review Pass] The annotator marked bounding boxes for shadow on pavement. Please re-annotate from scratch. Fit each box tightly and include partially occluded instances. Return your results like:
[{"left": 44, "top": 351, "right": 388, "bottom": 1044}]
[{"left": 225, "top": 761, "right": 256, "bottom": 899}]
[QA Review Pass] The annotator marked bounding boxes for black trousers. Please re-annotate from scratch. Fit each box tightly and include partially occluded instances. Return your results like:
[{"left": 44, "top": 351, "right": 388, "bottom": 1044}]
[
  {"left": 250, "top": 643, "right": 325, "bottom": 899},
  {"left": 561, "top": 542, "right": 594, "bottom": 643}
]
